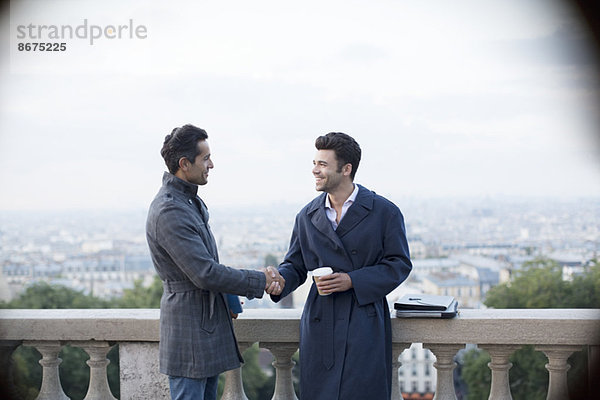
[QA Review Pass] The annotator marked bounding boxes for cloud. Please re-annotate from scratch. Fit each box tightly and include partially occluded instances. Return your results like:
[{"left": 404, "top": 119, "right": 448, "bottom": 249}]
[
  {"left": 339, "top": 43, "right": 387, "bottom": 63},
  {"left": 1, "top": 0, "right": 599, "bottom": 210}
]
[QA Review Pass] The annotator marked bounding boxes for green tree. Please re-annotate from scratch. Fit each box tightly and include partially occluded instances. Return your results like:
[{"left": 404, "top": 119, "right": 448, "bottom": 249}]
[
  {"left": 0, "top": 281, "right": 109, "bottom": 309},
  {"left": 569, "top": 261, "right": 600, "bottom": 308},
  {"left": 461, "top": 349, "right": 490, "bottom": 400},
  {"left": 264, "top": 253, "right": 279, "bottom": 268},
  {"left": 507, "top": 346, "right": 549, "bottom": 400},
  {"left": 241, "top": 344, "right": 275, "bottom": 399},
  {"left": 10, "top": 346, "right": 41, "bottom": 400},
  {"left": 484, "top": 258, "right": 571, "bottom": 308},
  {"left": 112, "top": 275, "right": 162, "bottom": 308},
  {"left": 461, "top": 258, "right": 599, "bottom": 399}
]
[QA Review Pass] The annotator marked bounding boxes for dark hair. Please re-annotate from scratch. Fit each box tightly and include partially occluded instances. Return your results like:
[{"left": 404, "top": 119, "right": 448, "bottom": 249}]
[
  {"left": 160, "top": 124, "right": 209, "bottom": 174},
  {"left": 315, "top": 132, "right": 361, "bottom": 180}
]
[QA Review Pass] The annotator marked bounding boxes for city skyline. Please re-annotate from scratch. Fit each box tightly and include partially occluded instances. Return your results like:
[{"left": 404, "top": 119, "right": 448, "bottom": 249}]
[
  {"left": 1, "top": 0, "right": 599, "bottom": 211},
  {"left": 2, "top": 195, "right": 598, "bottom": 304}
]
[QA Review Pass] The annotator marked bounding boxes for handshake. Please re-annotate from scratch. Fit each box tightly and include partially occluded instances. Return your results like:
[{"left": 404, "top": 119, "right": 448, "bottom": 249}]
[{"left": 261, "top": 266, "right": 285, "bottom": 296}]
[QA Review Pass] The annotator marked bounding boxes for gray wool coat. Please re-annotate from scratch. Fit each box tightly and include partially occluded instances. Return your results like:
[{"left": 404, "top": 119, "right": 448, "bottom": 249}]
[{"left": 146, "top": 172, "right": 266, "bottom": 379}]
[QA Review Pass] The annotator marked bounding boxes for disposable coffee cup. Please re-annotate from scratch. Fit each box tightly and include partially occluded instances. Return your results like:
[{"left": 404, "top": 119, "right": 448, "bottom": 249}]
[{"left": 312, "top": 267, "right": 333, "bottom": 296}]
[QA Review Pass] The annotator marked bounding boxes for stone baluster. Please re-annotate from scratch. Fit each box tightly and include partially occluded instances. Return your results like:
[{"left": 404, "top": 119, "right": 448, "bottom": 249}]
[
  {"left": 78, "top": 341, "right": 117, "bottom": 400},
  {"left": 222, "top": 342, "right": 253, "bottom": 400},
  {"left": 25, "top": 340, "right": 69, "bottom": 400},
  {"left": 481, "top": 345, "right": 520, "bottom": 400},
  {"left": 536, "top": 345, "right": 581, "bottom": 400},
  {"left": 391, "top": 343, "right": 411, "bottom": 400},
  {"left": 425, "top": 344, "right": 463, "bottom": 400},
  {"left": 261, "top": 342, "right": 299, "bottom": 400}
]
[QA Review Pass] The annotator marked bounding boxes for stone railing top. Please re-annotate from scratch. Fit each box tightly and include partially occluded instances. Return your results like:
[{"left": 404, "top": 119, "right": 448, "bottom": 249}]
[
  {"left": 1, "top": 308, "right": 599, "bottom": 346},
  {"left": 391, "top": 308, "right": 600, "bottom": 346}
]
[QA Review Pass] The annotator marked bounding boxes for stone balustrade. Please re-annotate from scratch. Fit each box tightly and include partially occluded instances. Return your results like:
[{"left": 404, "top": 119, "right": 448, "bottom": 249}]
[{"left": 1, "top": 308, "right": 599, "bottom": 399}]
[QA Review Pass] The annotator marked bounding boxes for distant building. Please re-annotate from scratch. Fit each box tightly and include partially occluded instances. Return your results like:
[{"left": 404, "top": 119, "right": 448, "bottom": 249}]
[
  {"left": 0, "top": 273, "right": 12, "bottom": 302},
  {"left": 1, "top": 250, "right": 156, "bottom": 300},
  {"left": 452, "top": 254, "right": 507, "bottom": 272},
  {"left": 548, "top": 252, "right": 586, "bottom": 281},
  {"left": 502, "top": 254, "right": 535, "bottom": 282},
  {"left": 504, "top": 253, "right": 590, "bottom": 282},
  {"left": 422, "top": 271, "right": 480, "bottom": 308},
  {"left": 451, "top": 255, "right": 502, "bottom": 302},
  {"left": 402, "top": 394, "right": 434, "bottom": 400},
  {"left": 411, "top": 258, "right": 460, "bottom": 274},
  {"left": 398, "top": 343, "right": 436, "bottom": 398},
  {"left": 407, "top": 235, "right": 428, "bottom": 259}
]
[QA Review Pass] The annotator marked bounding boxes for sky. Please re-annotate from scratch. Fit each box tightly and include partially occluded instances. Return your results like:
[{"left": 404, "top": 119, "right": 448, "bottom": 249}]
[{"left": 1, "top": 0, "right": 599, "bottom": 211}]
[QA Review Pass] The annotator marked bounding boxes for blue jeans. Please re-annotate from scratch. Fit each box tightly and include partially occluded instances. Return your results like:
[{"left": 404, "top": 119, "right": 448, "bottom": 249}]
[{"left": 168, "top": 375, "right": 218, "bottom": 400}]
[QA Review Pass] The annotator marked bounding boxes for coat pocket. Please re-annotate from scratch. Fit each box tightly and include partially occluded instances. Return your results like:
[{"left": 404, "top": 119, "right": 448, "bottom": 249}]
[
  {"left": 200, "top": 290, "right": 217, "bottom": 333},
  {"left": 361, "top": 303, "right": 377, "bottom": 318}
]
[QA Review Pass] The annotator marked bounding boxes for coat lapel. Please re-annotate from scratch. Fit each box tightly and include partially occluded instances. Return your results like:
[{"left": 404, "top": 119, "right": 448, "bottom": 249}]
[
  {"left": 194, "top": 197, "right": 219, "bottom": 261},
  {"left": 308, "top": 194, "right": 346, "bottom": 251},
  {"left": 335, "top": 185, "right": 373, "bottom": 238}
]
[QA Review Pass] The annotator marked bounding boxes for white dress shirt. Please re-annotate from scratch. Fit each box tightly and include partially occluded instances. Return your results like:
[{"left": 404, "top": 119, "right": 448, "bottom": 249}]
[{"left": 325, "top": 184, "right": 359, "bottom": 230}]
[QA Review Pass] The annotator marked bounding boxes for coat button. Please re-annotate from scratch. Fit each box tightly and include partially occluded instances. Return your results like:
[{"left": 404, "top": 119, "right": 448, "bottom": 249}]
[
  {"left": 188, "top": 199, "right": 193, "bottom": 204},
  {"left": 351, "top": 250, "right": 358, "bottom": 255}
]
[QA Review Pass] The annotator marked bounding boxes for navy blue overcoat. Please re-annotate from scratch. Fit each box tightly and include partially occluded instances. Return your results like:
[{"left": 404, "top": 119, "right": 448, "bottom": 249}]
[{"left": 272, "top": 185, "right": 412, "bottom": 400}]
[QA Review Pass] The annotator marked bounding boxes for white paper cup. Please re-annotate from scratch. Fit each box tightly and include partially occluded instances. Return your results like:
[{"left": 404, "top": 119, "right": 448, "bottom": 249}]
[{"left": 312, "top": 267, "right": 333, "bottom": 295}]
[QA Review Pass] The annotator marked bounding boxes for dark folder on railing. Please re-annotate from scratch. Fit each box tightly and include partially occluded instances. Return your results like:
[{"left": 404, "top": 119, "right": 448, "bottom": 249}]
[{"left": 394, "top": 294, "right": 459, "bottom": 318}]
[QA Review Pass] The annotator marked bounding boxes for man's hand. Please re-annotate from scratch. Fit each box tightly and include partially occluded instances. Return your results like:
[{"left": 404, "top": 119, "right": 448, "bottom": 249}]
[
  {"left": 261, "top": 266, "right": 285, "bottom": 295},
  {"left": 315, "top": 272, "right": 352, "bottom": 295}
]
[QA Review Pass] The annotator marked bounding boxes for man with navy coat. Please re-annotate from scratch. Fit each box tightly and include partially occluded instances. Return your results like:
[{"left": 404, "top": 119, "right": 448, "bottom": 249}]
[{"left": 271, "top": 132, "right": 412, "bottom": 400}]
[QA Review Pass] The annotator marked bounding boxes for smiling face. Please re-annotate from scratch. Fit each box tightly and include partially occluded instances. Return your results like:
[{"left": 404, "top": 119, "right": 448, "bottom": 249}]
[
  {"left": 177, "top": 140, "right": 214, "bottom": 185},
  {"left": 312, "top": 149, "right": 347, "bottom": 193}
]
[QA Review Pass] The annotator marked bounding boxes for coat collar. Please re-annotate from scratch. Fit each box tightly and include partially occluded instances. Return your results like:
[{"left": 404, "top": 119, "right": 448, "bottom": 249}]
[
  {"left": 335, "top": 184, "right": 373, "bottom": 237},
  {"left": 307, "top": 184, "right": 373, "bottom": 245},
  {"left": 162, "top": 171, "right": 199, "bottom": 198},
  {"left": 305, "top": 184, "right": 373, "bottom": 212}
]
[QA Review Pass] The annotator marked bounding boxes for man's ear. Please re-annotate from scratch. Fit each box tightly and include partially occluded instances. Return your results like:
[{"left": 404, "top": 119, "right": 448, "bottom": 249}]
[
  {"left": 342, "top": 163, "right": 353, "bottom": 177},
  {"left": 178, "top": 157, "right": 189, "bottom": 171}
]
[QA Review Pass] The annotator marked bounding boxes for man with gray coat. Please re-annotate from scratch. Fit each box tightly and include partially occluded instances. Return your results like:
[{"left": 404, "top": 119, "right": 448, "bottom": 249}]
[{"left": 146, "top": 124, "right": 284, "bottom": 400}]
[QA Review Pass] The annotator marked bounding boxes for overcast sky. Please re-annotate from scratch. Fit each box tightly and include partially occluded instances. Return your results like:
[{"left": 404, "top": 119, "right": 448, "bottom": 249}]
[{"left": 1, "top": 0, "right": 599, "bottom": 211}]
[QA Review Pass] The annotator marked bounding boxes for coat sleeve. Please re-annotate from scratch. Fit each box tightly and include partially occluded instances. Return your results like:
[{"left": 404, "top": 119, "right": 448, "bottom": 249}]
[
  {"left": 270, "top": 215, "right": 308, "bottom": 303},
  {"left": 348, "top": 209, "right": 412, "bottom": 306},
  {"left": 156, "top": 206, "right": 266, "bottom": 300}
]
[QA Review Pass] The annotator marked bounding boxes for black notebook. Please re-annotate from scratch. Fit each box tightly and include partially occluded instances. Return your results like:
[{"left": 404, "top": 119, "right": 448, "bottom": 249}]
[{"left": 394, "top": 294, "right": 459, "bottom": 318}]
